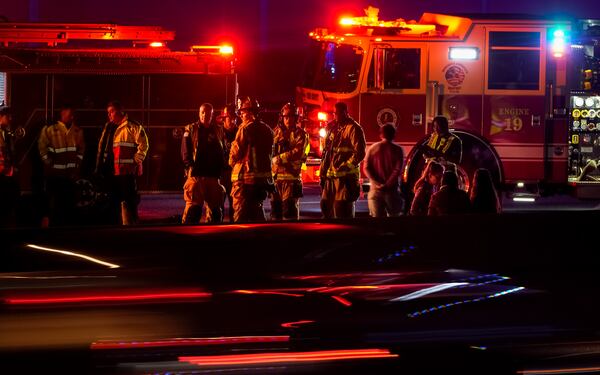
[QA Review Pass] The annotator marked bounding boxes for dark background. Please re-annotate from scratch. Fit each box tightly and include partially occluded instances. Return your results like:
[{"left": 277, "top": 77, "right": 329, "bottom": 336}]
[{"left": 2, "top": 0, "right": 599, "bottom": 104}]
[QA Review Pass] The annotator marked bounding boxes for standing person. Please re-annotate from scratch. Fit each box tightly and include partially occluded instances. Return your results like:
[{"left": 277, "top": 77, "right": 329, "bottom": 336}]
[
  {"left": 409, "top": 161, "right": 443, "bottom": 216},
  {"left": 38, "top": 105, "right": 85, "bottom": 226},
  {"left": 219, "top": 104, "right": 239, "bottom": 222},
  {"left": 470, "top": 168, "right": 502, "bottom": 214},
  {"left": 319, "top": 102, "right": 366, "bottom": 219},
  {"left": 181, "top": 103, "right": 226, "bottom": 224},
  {"left": 428, "top": 170, "right": 471, "bottom": 216},
  {"left": 0, "top": 106, "right": 20, "bottom": 227},
  {"left": 364, "top": 123, "right": 404, "bottom": 217},
  {"left": 423, "top": 116, "right": 462, "bottom": 165},
  {"left": 270, "top": 102, "right": 309, "bottom": 220},
  {"left": 229, "top": 97, "right": 274, "bottom": 222},
  {"left": 96, "top": 101, "right": 149, "bottom": 225}
]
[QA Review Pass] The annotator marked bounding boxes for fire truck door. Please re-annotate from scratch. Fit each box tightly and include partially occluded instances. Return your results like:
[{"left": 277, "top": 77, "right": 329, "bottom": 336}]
[
  {"left": 359, "top": 45, "right": 428, "bottom": 154},
  {"left": 483, "top": 29, "right": 547, "bottom": 181}
]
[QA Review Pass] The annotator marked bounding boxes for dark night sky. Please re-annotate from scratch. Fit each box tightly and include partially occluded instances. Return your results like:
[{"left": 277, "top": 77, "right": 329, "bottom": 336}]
[
  {"left": 3, "top": 0, "right": 599, "bottom": 51},
  {"left": 2, "top": 0, "right": 599, "bottom": 99}
]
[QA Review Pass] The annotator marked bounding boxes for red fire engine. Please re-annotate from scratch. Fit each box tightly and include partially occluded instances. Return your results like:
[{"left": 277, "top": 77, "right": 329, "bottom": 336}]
[
  {"left": 0, "top": 23, "right": 237, "bottom": 192},
  {"left": 297, "top": 6, "right": 600, "bottom": 198}
]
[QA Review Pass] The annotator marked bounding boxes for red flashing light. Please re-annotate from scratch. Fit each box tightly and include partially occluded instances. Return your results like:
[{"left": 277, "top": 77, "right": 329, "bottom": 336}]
[
  {"left": 149, "top": 41, "right": 164, "bottom": 48},
  {"left": 219, "top": 45, "right": 234, "bottom": 55},
  {"left": 179, "top": 349, "right": 398, "bottom": 366},
  {"left": 317, "top": 111, "right": 328, "bottom": 122},
  {"left": 5, "top": 290, "right": 211, "bottom": 305},
  {"left": 91, "top": 335, "right": 289, "bottom": 350}
]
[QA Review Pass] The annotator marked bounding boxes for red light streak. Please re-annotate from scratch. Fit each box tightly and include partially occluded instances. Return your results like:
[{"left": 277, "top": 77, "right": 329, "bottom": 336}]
[
  {"left": 331, "top": 295, "right": 352, "bottom": 307},
  {"left": 91, "top": 335, "right": 289, "bottom": 350},
  {"left": 280, "top": 320, "right": 315, "bottom": 328},
  {"left": 233, "top": 290, "right": 303, "bottom": 298},
  {"left": 5, "top": 290, "right": 211, "bottom": 305},
  {"left": 180, "top": 349, "right": 398, "bottom": 366}
]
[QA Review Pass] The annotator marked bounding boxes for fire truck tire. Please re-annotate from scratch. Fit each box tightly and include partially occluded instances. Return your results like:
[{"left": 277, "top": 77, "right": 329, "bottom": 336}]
[{"left": 403, "top": 130, "right": 504, "bottom": 196}]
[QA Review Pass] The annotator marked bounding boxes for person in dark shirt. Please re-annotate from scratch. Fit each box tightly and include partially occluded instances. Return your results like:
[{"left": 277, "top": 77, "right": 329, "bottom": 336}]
[
  {"left": 469, "top": 168, "right": 501, "bottom": 214},
  {"left": 409, "top": 161, "right": 443, "bottom": 216},
  {"left": 181, "top": 103, "right": 226, "bottom": 224},
  {"left": 219, "top": 104, "right": 239, "bottom": 222},
  {"left": 428, "top": 170, "right": 471, "bottom": 216}
]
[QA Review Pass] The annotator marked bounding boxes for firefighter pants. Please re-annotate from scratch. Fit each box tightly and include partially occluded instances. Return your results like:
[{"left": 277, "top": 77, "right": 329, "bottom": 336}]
[
  {"left": 182, "top": 176, "right": 225, "bottom": 224},
  {"left": 270, "top": 179, "right": 302, "bottom": 221},
  {"left": 45, "top": 175, "right": 77, "bottom": 226},
  {"left": 320, "top": 176, "right": 360, "bottom": 219},
  {"left": 0, "top": 175, "right": 20, "bottom": 227},
  {"left": 231, "top": 182, "right": 268, "bottom": 223},
  {"left": 367, "top": 187, "right": 404, "bottom": 218},
  {"left": 111, "top": 174, "right": 139, "bottom": 226}
]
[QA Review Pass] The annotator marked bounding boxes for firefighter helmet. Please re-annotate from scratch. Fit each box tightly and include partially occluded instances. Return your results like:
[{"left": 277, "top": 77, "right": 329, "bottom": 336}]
[
  {"left": 238, "top": 97, "right": 260, "bottom": 114},
  {"left": 280, "top": 102, "right": 299, "bottom": 118}
]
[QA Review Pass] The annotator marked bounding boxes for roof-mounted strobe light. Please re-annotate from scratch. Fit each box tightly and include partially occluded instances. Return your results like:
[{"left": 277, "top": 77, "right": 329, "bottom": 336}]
[
  {"left": 449, "top": 47, "right": 479, "bottom": 60},
  {"left": 149, "top": 41, "right": 165, "bottom": 48},
  {"left": 551, "top": 29, "right": 567, "bottom": 58}
]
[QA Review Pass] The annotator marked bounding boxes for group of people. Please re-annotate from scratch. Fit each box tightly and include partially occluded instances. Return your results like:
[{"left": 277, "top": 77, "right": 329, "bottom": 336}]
[{"left": 0, "top": 99, "right": 502, "bottom": 227}]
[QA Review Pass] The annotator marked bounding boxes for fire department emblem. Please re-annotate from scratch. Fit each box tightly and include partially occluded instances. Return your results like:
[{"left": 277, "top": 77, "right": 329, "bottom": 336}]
[
  {"left": 376, "top": 107, "right": 398, "bottom": 127},
  {"left": 442, "top": 63, "right": 468, "bottom": 93}
]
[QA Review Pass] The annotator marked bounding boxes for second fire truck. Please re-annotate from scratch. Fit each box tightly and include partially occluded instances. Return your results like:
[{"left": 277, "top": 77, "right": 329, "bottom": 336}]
[{"left": 298, "top": 6, "right": 600, "bottom": 198}]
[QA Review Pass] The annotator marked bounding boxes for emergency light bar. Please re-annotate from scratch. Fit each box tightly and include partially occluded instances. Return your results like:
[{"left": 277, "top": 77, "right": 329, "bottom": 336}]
[
  {"left": 449, "top": 47, "right": 479, "bottom": 60},
  {"left": 551, "top": 29, "right": 567, "bottom": 58}
]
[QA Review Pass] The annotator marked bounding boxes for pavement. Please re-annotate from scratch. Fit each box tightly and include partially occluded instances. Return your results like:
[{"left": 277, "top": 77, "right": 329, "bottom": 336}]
[{"left": 138, "top": 183, "right": 600, "bottom": 224}]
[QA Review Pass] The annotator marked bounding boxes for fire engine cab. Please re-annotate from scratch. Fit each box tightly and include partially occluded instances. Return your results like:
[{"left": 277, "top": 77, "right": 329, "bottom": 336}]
[
  {"left": 0, "top": 23, "right": 237, "bottom": 193},
  {"left": 298, "top": 6, "right": 600, "bottom": 198}
]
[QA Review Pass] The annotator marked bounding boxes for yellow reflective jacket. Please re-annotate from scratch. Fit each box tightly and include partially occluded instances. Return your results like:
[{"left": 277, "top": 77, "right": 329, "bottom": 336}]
[
  {"left": 272, "top": 125, "right": 309, "bottom": 181},
  {"left": 229, "top": 119, "right": 273, "bottom": 184},
  {"left": 97, "top": 117, "right": 149, "bottom": 176},
  {"left": 320, "top": 118, "right": 366, "bottom": 178},
  {"left": 38, "top": 121, "right": 85, "bottom": 177}
]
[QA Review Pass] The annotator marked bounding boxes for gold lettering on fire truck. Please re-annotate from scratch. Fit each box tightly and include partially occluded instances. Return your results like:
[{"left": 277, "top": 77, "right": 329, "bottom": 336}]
[
  {"left": 442, "top": 63, "right": 468, "bottom": 94},
  {"left": 491, "top": 107, "right": 529, "bottom": 135}
]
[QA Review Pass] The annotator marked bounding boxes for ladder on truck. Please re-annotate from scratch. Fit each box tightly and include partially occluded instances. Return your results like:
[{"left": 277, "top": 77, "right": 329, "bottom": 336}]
[{"left": 0, "top": 23, "right": 175, "bottom": 47}]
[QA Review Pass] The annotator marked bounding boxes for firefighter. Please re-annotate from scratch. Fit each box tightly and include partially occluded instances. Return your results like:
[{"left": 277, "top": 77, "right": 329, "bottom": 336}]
[
  {"left": 270, "top": 102, "right": 309, "bottom": 220},
  {"left": 319, "top": 102, "right": 366, "bottom": 219},
  {"left": 229, "top": 97, "right": 274, "bottom": 222},
  {"left": 423, "top": 116, "right": 462, "bottom": 166},
  {"left": 181, "top": 103, "right": 226, "bottom": 224},
  {"left": 96, "top": 101, "right": 149, "bottom": 225},
  {"left": 0, "top": 106, "right": 20, "bottom": 226},
  {"left": 219, "top": 104, "right": 239, "bottom": 222},
  {"left": 38, "top": 105, "right": 85, "bottom": 226}
]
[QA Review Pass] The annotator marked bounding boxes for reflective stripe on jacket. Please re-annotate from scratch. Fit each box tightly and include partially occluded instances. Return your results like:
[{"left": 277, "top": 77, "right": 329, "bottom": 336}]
[
  {"left": 320, "top": 118, "right": 366, "bottom": 178},
  {"left": 97, "top": 117, "right": 149, "bottom": 176},
  {"left": 229, "top": 119, "right": 273, "bottom": 184},
  {"left": 272, "top": 125, "right": 309, "bottom": 181},
  {"left": 38, "top": 121, "right": 85, "bottom": 176}
]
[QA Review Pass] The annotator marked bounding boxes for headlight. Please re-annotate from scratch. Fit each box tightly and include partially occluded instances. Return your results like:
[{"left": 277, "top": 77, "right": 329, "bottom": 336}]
[
  {"left": 319, "top": 128, "right": 327, "bottom": 138},
  {"left": 317, "top": 112, "right": 328, "bottom": 122}
]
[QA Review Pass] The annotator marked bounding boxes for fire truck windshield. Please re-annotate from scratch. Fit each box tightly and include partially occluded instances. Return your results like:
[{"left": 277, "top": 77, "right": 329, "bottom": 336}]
[{"left": 301, "top": 41, "right": 363, "bottom": 93}]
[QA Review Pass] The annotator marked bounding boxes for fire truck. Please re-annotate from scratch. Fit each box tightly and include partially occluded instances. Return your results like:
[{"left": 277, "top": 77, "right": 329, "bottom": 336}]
[
  {"left": 297, "top": 7, "right": 600, "bottom": 198},
  {"left": 0, "top": 23, "right": 237, "bottom": 193}
]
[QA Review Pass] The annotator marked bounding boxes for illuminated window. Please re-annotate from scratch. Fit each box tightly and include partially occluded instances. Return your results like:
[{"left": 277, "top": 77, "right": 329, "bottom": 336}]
[
  {"left": 488, "top": 31, "right": 541, "bottom": 90},
  {"left": 0, "top": 72, "right": 6, "bottom": 105},
  {"left": 368, "top": 48, "right": 420, "bottom": 90}
]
